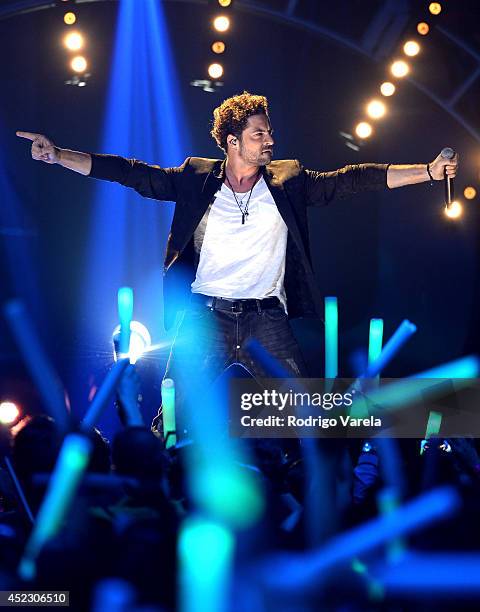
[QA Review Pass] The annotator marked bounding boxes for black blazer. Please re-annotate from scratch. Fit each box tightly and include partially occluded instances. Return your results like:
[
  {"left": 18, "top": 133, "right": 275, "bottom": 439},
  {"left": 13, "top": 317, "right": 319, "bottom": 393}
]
[{"left": 90, "top": 154, "right": 388, "bottom": 328}]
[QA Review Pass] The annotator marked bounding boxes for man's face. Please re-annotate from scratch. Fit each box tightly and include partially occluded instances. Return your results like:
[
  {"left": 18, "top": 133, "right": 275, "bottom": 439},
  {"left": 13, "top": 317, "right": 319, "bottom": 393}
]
[{"left": 235, "top": 114, "right": 274, "bottom": 166}]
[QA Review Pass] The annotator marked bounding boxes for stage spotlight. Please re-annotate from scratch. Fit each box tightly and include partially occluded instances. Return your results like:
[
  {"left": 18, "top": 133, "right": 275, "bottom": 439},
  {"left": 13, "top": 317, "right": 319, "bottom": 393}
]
[
  {"left": 64, "top": 31, "right": 83, "bottom": 51},
  {"left": 429, "top": 2, "right": 442, "bottom": 15},
  {"left": 404, "top": 40, "right": 420, "bottom": 56},
  {"left": 0, "top": 401, "right": 20, "bottom": 425},
  {"left": 71, "top": 56, "right": 87, "bottom": 73},
  {"left": 366, "top": 99, "right": 386, "bottom": 119},
  {"left": 444, "top": 201, "right": 462, "bottom": 219},
  {"left": 218, "top": 0, "right": 232, "bottom": 6},
  {"left": 208, "top": 63, "right": 223, "bottom": 79},
  {"left": 213, "top": 16, "right": 230, "bottom": 32},
  {"left": 464, "top": 186, "right": 476, "bottom": 200},
  {"left": 64, "top": 12, "right": 76, "bottom": 25},
  {"left": 417, "top": 22, "right": 429, "bottom": 35},
  {"left": 212, "top": 41, "right": 226, "bottom": 54},
  {"left": 112, "top": 321, "right": 152, "bottom": 364},
  {"left": 380, "top": 82, "right": 395, "bottom": 96},
  {"left": 391, "top": 60, "right": 409, "bottom": 78},
  {"left": 355, "top": 122, "right": 372, "bottom": 139}
]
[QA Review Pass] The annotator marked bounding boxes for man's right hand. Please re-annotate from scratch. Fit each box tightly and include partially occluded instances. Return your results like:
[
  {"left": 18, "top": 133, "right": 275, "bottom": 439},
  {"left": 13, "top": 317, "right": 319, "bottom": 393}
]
[{"left": 16, "top": 131, "right": 60, "bottom": 164}]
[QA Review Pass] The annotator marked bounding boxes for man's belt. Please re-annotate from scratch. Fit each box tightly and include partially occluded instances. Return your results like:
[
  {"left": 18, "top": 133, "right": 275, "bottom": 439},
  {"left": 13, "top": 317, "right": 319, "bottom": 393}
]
[{"left": 190, "top": 293, "right": 280, "bottom": 313}]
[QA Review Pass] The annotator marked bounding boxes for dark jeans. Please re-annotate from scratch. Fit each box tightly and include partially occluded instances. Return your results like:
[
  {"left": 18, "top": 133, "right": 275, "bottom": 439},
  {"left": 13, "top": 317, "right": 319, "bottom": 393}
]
[{"left": 152, "top": 299, "right": 308, "bottom": 436}]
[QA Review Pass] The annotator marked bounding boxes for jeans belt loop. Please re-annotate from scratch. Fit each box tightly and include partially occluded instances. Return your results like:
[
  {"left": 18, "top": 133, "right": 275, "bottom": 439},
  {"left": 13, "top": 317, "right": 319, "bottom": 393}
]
[
  {"left": 256, "top": 299, "right": 262, "bottom": 314},
  {"left": 211, "top": 296, "right": 217, "bottom": 311}
]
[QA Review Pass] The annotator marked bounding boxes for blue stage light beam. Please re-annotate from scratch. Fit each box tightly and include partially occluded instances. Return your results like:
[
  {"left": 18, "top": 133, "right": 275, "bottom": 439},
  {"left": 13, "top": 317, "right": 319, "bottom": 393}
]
[
  {"left": 0, "top": 123, "right": 42, "bottom": 317},
  {"left": 75, "top": 0, "right": 191, "bottom": 418}
]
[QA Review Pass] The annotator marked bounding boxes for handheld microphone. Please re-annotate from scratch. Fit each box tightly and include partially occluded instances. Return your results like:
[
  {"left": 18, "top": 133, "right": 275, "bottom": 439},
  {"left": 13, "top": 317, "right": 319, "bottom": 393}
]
[{"left": 441, "top": 147, "right": 455, "bottom": 207}]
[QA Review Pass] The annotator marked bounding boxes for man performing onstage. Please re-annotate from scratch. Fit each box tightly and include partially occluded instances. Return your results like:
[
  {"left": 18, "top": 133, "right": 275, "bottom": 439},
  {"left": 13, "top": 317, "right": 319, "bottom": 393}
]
[{"left": 17, "top": 92, "right": 458, "bottom": 435}]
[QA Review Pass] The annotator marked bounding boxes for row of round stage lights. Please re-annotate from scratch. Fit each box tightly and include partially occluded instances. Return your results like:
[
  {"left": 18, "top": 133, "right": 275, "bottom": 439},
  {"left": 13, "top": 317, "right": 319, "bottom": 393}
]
[
  {"left": 354, "top": 3, "right": 443, "bottom": 140},
  {"left": 354, "top": 2, "right": 472, "bottom": 220},
  {"left": 354, "top": 38, "right": 421, "bottom": 140},
  {"left": 62, "top": 3, "right": 89, "bottom": 85},
  {"left": 207, "top": 0, "right": 233, "bottom": 82}
]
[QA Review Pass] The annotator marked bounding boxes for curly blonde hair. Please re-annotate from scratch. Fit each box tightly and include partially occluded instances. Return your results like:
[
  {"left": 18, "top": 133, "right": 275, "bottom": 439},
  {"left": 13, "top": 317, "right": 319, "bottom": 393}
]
[{"left": 210, "top": 91, "right": 269, "bottom": 153}]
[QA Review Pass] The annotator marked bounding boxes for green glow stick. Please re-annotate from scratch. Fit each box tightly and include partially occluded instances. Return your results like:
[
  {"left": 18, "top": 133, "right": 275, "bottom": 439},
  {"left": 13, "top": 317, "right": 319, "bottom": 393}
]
[
  {"left": 325, "top": 297, "right": 338, "bottom": 379},
  {"left": 161, "top": 378, "right": 176, "bottom": 449},
  {"left": 425, "top": 410, "right": 442, "bottom": 439},
  {"left": 18, "top": 433, "right": 92, "bottom": 580},
  {"left": 117, "top": 287, "right": 133, "bottom": 357},
  {"left": 377, "top": 487, "right": 405, "bottom": 561},
  {"left": 191, "top": 463, "right": 264, "bottom": 530},
  {"left": 350, "top": 318, "right": 384, "bottom": 417},
  {"left": 420, "top": 410, "right": 443, "bottom": 455},
  {"left": 178, "top": 516, "right": 234, "bottom": 612},
  {"left": 368, "top": 318, "right": 383, "bottom": 384}
]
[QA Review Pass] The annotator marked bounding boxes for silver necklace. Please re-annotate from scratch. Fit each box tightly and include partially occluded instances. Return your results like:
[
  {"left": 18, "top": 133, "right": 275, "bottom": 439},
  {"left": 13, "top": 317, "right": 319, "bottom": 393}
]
[{"left": 225, "top": 171, "right": 260, "bottom": 225}]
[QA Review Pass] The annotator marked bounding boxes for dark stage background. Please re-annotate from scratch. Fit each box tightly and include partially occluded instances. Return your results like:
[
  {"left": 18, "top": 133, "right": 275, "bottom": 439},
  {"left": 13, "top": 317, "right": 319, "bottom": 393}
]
[{"left": 1, "top": 0, "right": 479, "bottom": 438}]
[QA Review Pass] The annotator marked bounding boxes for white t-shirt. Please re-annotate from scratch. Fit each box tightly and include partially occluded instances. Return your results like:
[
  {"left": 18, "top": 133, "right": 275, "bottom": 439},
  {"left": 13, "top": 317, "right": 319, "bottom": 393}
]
[{"left": 191, "top": 176, "right": 288, "bottom": 308}]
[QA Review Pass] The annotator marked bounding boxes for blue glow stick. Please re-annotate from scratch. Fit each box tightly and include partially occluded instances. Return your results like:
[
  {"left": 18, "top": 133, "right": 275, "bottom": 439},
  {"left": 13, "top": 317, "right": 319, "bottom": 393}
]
[
  {"left": 260, "top": 486, "right": 459, "bottom": 591},
  {"left": 350, "top": 355, "right": 480, "bottom": 425},
  {"left": 81, "top": 358, "right": 129, "bottom": 432},
  {"left": 178, "top": 516, "right": 234, "bottom": 612},
  {"left": 324, "top": 297, "right": 338, "bottom": 379},
  {"left": 4, "top": 300, "right": 68, "bottom": 432},
  {"left": 18, "top": 433, "right": 92, "bottom": 580},
  {"left": 161, "top": 378, "right": 176, "bottom": 449},
  {"left": 414, "top": 355, "right": 480, "bottom": 379},
  {"left": 364, "top": 319, "right": 416, "bottom": 378},
  {"left": 377, "top": 551, "right": 480, "bottom": 595},
  {"left": 117, "top": 287, "right": 133, "bottom": 357},
  {"left": 4, "top": 457, "right": 34, "bottom": 524}
]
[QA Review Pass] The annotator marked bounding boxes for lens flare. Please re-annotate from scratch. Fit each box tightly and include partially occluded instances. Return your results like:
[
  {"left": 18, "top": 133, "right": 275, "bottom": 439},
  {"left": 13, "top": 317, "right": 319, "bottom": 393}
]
[
  {"left": 0, "top": 401, "right": 20, "bottom": 425},
  {"left": 444, "top": 201, "right": 463, "bottom": 219},
  {"left": 112, "top": 321, "right": 152, "bottom": 364}
]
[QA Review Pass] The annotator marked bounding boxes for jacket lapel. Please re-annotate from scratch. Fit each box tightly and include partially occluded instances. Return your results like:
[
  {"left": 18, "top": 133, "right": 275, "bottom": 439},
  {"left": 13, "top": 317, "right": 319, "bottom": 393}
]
[{"left": 263, "top": 165, "right": 308, "bottom": 259}]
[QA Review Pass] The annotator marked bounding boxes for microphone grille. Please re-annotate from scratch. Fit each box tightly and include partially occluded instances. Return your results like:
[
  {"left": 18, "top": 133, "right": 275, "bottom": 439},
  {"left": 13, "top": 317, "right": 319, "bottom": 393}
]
[{"left": 441, "top": 147, "right": 455, "bottom": 159}]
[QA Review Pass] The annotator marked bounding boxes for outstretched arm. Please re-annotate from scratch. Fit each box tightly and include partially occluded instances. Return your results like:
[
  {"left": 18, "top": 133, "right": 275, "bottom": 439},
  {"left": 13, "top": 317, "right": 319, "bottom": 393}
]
[
  {"left": 16, "top": 130, "right": 187, "bottom": 201},
  {"left": 304, "top": 150, "right": 459, "bottom": 206},
  {"left": 387, "top": 151, "right": 458, "bottom": 188},
  {"left": 16, "top": 131, "right": 92, "bottom": 175}
]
